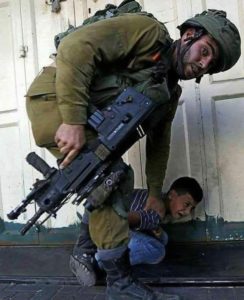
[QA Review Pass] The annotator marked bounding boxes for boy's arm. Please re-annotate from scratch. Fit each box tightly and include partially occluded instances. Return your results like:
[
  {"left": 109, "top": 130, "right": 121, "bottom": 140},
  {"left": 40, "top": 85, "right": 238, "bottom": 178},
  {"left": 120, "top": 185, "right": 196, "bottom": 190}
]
[{"left": 128, "top": 209, "right": 162, "bottom": 230}]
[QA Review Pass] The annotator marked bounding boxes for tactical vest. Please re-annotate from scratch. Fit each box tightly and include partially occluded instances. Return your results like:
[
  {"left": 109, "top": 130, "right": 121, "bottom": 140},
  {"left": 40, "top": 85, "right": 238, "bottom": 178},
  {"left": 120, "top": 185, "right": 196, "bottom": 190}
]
[{"left": 55, "top": 0, "right": 159, "bottom": 49}]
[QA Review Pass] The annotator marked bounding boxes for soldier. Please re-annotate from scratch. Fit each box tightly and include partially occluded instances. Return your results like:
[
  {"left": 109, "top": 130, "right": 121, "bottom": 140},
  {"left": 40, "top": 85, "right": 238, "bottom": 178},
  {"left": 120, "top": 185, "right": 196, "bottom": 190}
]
[{"left": 26, "top": 6, "right": 241, "bottom": 300}]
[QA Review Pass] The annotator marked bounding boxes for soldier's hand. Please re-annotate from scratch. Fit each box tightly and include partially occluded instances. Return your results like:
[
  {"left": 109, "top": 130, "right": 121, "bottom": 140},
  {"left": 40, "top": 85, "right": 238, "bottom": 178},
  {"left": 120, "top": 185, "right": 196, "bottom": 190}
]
[
  {"left": 144, "top": 196, "right": 166, "bottom": 218},
  {"left": 55, "top": 123, "right": 86, "bottom": 168}
]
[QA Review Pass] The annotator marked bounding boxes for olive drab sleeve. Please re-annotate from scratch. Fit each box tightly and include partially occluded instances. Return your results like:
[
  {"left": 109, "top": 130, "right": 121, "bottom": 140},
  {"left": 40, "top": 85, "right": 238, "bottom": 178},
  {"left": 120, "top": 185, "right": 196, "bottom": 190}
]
[
  {"left": 56, "top": 14, "right": 170, "bottom": 124},
  {"left": 146, "top": 85, "right": 182, "bottom": 198}
]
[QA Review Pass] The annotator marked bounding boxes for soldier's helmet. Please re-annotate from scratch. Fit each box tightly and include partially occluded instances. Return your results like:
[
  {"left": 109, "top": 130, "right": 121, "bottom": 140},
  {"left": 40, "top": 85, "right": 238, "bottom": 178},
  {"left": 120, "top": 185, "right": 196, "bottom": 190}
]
[{"left": 178, "top": 9, "right": 241, "bottom": 74}]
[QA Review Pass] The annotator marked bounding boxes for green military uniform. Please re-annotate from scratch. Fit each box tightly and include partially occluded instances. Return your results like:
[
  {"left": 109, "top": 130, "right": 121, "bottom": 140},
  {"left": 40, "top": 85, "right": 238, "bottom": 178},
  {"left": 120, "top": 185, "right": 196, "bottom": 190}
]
[{"left": 26, "top": 14, "right": 181, "bottom": 249}]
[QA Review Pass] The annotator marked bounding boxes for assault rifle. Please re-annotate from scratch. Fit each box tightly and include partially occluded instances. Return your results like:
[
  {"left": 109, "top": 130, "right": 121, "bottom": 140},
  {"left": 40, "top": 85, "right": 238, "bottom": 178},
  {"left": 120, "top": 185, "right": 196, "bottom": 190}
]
[{"left": 7, "top": 88, "right": 158, "bottom": 235}]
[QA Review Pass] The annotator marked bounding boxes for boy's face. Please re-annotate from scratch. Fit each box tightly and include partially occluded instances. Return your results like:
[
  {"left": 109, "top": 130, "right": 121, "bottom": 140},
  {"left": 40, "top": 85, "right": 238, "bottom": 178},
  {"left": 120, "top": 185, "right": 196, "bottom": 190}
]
[{"left": 168, "top": 190, "right": 197, "bottom": 219}]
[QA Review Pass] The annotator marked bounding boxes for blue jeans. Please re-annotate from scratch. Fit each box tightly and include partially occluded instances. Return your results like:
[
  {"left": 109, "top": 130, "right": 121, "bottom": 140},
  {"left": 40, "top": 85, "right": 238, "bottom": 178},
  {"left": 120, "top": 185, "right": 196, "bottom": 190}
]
[
  {"left": 128, "top": 230, "right": 168, "bottom": 265},
  {"left": 95, "top": 230, "right": 168, "bottom": 266}
]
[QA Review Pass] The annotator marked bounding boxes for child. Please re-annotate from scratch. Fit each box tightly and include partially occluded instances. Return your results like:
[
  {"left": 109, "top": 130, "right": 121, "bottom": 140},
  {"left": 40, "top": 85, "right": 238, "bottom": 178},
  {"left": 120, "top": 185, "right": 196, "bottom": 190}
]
[{"left": 70, "top": 177, "right": 203, "bottom": 286}]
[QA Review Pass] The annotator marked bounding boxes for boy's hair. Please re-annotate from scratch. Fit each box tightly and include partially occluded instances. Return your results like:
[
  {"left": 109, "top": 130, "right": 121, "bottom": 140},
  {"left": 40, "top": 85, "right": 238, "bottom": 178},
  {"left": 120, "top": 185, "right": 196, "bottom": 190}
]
[{"left": 168, "top": 177, "right": 203, "bottom": 203}]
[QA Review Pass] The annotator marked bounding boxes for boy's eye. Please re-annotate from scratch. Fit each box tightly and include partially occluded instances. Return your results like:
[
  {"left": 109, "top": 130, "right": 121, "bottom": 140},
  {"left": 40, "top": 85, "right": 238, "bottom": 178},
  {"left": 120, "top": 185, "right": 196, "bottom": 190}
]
[{"left": 184, "top": 202, "right": 193, "bottom": 209}]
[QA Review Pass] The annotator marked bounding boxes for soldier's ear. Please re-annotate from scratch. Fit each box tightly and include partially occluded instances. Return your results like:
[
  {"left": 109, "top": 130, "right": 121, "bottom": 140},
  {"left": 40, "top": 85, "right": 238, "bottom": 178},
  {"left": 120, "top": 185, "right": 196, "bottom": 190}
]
[{"left": 182, "top": 28, "right": 196, "bottom": 42}]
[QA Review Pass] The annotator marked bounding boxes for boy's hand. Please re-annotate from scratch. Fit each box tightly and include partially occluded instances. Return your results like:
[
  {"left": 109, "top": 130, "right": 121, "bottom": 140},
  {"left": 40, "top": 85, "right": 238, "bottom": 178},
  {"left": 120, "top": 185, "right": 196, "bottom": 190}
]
[
  {"left": 144, "top": 195, "right": 166, "bottom": 218},
  {"left": 55, "top": 123, "right": 86, "bottom": 168}
]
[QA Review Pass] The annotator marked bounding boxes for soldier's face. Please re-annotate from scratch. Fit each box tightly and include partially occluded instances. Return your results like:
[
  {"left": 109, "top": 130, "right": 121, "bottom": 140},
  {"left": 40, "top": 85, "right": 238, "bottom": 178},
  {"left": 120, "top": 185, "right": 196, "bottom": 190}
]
[
  {"left": 180, "top": 29, "right": 219, "bottom": 79},
  {"left": 168, "top": 190, "right": 196, "bottom": 219}
]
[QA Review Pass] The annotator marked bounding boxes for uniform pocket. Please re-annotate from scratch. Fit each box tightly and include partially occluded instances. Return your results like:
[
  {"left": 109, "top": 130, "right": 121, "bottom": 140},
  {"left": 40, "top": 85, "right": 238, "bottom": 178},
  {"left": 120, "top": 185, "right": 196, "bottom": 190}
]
[
  {"left": 89, "top": 74, "right": 132, "bottom": 108},
  {"left": 26, "top": 67, "right": 62, "bottom": 147}
]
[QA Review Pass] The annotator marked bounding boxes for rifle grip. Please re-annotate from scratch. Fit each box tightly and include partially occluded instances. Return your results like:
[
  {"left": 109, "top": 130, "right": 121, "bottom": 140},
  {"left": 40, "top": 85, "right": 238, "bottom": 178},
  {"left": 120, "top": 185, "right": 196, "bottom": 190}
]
[{"left": 26, "top": 152, "right": 52, "bottom": 177}]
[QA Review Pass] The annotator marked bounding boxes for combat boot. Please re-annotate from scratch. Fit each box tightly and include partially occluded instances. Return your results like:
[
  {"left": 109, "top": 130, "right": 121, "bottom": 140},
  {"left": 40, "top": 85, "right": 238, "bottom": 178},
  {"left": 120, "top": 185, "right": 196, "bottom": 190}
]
[
  {"left": 100, "top": 250, "right": 180, "bottom": 300},
  {"left": 69, "top": 222, "right": 98, "bottom": 286}
]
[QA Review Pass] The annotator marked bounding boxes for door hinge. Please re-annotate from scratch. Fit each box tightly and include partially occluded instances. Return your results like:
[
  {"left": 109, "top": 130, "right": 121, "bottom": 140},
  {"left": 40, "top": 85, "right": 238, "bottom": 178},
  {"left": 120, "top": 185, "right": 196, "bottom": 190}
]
[
  {"left": 45, "top": 0, "right": 67, "bottom": 13},
  {"left": 19, "top": 45, "right": 28, "bottom": 58}
]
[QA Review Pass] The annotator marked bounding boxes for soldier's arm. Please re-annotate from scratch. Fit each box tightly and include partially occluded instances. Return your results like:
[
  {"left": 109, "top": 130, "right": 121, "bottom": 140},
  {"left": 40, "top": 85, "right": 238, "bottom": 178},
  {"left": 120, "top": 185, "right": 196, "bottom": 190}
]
[
  {"left": 145, "top": 85, "right": 182, "bottom": 211},
  {"left": 56, "top": 14, "right": 166, "bottom": 125},
  {"left": 55, "top": 15, "right": 166, "bottom": 166}
]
